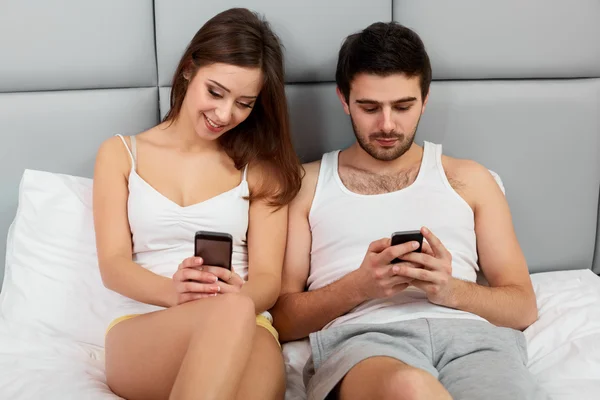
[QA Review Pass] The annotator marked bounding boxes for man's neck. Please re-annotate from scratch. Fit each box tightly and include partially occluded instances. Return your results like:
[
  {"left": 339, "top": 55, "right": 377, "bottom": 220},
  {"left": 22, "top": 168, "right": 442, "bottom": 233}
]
[
  {"left": 336, "top": 142, "right": 425, "bottom": 195},
  {"left": 340, "top": 142, "right": 424, "bottom": 175}
]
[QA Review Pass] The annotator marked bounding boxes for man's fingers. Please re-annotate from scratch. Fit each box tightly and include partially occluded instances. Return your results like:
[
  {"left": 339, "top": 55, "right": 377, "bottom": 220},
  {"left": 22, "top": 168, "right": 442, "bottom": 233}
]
[
  {"left": 378, "top": 241, "right": 420, "bottom": 264},
  {"left": 409, "top": 279, "right": 433, "bottom": 293},
  {"left": 393, "top": 265, "right": 440, "bottom": 284},
  {"left": 421, "top": 227, "right": 451, "bottom": 260},
  {"left": 382, "top": 282, "right": 410, "bottom": 298},
  {"left": 391, "top": 282, "right": 410, "bottom": 293},
  {"left": 385, "top": 274, "right": 414, "bottom": 286},
  {"left": 421, "top": 240, "right": 434, "bottom": 256},
  {"left": 400, "top": 252, "right": 441, "bottom": 271},
  {"left": 368, "top": 237, "right": 391, "bottom": 254}
]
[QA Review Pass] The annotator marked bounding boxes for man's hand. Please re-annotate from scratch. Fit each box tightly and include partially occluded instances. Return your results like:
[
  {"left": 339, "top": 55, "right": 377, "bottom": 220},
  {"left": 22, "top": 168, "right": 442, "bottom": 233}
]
[
  {"left": 350, "top": 238, "right": 421, "bottom": 301},
  {"left": 394, "top": 227, "right": 456, "bottom": 307}
]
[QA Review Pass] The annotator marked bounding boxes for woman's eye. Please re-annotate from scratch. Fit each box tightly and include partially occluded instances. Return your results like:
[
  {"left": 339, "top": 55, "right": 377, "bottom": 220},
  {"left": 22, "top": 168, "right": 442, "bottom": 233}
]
[{"left": 208, "top": 89, "right": 223, "bottom": 99}]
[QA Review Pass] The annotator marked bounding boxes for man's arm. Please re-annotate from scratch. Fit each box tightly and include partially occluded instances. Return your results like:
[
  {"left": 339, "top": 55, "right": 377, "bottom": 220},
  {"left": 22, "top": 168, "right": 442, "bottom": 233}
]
[
  {"left": 271, "top": 162, "right": 363, "bottom": 342},
  {"left": 271, "top": 162, "right": 417, "bottom": 342},
  {"left": 399, "top": 161, "right": 538, "bottom": 331},
  {"left": 454, "top": 162, "right": 537, "bottom": 329}
]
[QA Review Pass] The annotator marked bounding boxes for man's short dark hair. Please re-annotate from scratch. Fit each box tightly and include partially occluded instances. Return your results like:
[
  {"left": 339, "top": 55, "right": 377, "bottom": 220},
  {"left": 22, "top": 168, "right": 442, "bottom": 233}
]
[{"left": 335, "top": 22, "right": 432, "bottom": 103}]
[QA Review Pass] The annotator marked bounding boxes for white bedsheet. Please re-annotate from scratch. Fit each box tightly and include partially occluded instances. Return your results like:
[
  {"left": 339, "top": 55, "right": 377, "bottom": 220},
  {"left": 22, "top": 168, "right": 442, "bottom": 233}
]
[
  {"left": 0, "top": 269, "right": 599, "bottom": 399},
  {"left": 0, "top": 321, "right": 118, "bottom": 400}
]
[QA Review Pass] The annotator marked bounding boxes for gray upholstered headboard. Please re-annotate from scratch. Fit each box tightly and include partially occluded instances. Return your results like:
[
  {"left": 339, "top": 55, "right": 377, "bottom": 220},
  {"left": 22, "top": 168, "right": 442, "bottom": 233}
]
[{"left": 1, "top": 0, "right": 599, "bottom": 289}]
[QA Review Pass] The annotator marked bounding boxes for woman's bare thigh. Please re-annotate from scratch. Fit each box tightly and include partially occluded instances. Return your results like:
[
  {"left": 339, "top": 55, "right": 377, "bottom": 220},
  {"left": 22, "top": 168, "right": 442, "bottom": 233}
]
[
  {"left": 105, "top": 295, "right": 254, "bottom": 400},
  {"left": 236, "top": 326, "right": 285, "bottom": 400}
]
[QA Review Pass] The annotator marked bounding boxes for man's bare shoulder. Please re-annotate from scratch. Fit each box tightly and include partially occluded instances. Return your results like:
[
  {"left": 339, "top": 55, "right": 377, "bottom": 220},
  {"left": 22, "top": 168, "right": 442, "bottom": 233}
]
[
  {"left": 442, "top": 155, "right": 490, "bottom": 179},
  {"left": 441, "top": 155, "right": 501, "bottom": 204},
  {"left": 302, "top": 160, "right": 321, "bottom": 180}
]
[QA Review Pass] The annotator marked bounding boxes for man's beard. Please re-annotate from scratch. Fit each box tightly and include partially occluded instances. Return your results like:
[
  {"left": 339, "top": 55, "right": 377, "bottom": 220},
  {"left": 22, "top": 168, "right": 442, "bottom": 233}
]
[{"left": 350, "top": 114, "right": 421, "bottom": 162}]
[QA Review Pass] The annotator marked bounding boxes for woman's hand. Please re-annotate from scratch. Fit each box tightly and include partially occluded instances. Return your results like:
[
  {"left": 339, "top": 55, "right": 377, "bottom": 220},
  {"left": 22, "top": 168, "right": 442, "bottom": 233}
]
[
  {"left": 171, "top": 257, "right": 221, "bottom": 306},
  {"left": 202, "top": 267, "right": 244, "bottom": 294}
]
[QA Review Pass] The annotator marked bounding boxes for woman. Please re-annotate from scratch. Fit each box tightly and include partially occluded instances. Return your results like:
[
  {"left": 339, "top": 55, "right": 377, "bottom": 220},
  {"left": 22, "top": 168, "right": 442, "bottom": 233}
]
[{"left": 92, "top": 8, "right": 301, "bottom": 400}]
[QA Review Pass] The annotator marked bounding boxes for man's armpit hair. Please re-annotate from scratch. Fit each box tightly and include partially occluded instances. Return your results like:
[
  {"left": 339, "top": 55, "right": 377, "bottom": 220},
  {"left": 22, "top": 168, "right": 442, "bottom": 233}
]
[{"left": 446, "top": 174, "right": 467, "bottom": 194}]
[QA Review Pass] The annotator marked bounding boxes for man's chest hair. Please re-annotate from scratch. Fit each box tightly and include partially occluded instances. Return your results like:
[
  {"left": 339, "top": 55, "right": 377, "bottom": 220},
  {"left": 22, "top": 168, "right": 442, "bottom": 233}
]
[{"left": 338, "top": 165, "right": 466, "bottom": 196}]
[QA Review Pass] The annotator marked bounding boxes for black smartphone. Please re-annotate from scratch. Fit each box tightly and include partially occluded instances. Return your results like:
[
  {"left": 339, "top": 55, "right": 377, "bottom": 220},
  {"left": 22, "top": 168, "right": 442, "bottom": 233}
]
[
  {"left": 390, "top": 230, "right": 423, "bottom": 264},
  {"left": 194, "top": 231, "right": 233, "bottom": 270}
]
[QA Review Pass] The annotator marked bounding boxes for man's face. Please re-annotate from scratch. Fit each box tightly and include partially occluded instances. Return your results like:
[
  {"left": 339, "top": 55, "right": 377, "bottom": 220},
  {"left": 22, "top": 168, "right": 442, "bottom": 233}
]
[{"left": 338, "top": 73, "right": 428, "bottom": 161}]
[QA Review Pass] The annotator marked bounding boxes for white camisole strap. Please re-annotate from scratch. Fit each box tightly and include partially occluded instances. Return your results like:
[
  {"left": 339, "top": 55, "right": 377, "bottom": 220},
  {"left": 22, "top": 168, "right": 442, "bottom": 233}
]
[
  {"left": 115, "top": 134, "right": 137, "bottom": 171},
  {"left": 242, "top": 164, "right": 249, "bottom": 182},
  {"left": 131, "top": 135, "right": 137, "bottom": 163}
]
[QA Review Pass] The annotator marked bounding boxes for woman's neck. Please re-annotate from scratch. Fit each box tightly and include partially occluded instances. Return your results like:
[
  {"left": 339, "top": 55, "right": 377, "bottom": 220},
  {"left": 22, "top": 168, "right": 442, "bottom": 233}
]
[{"left": 163, "top": 114, "right": 220, "bottom": 153}]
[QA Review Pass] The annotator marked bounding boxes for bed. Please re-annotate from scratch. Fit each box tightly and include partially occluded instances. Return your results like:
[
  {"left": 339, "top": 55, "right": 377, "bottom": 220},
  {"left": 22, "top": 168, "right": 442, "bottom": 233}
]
[
  {"left": 2, "top": 203, "right": 600, "bottom": 400},
  {"left": 1, "top": 1, "right": 599, "bottom": 399},
  {"left": 1, "top": 170, "right": 600, "bottom": 400}
]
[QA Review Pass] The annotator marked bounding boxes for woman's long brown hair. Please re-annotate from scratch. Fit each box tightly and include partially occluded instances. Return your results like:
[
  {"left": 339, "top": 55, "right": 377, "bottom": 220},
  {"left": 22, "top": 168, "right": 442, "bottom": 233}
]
[{"left": 163, "top": 8, "right": 302, "bottom": 207}]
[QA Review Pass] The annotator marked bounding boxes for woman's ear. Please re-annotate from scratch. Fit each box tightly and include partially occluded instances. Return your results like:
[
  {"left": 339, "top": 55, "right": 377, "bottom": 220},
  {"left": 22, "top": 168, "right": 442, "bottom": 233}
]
[{"left": 182, "top": 61, "right": 195, "bottom": 81}]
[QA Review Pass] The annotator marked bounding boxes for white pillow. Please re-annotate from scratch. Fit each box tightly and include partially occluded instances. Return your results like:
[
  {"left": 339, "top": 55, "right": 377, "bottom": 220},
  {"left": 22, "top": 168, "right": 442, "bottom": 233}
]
[
  {"left": 488, "top": 169, "right": 506, "bottom": 195},
  {"left": 0, "top": 169, "right": 118, "bottom": 348}
]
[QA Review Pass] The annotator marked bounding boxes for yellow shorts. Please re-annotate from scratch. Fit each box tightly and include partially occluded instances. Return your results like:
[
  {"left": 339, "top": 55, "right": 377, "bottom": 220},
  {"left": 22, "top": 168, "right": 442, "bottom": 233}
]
[{"left": 106, "top": 313, "right": 279, "bottom": 345}]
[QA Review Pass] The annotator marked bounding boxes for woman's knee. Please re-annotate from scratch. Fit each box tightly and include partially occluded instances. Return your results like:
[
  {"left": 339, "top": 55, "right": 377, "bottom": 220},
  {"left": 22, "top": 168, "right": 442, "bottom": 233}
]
[
  {"left": 186, "top": 293, "right": 256, "bottom": 331},
  {"left": 220, "top": 292, "right": 256, "bottom": 314}
]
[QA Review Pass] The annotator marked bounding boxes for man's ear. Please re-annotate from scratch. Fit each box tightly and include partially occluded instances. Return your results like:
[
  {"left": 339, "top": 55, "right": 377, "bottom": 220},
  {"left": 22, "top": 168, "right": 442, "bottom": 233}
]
[
  {"left": 336, "top": 87, "right": 351, "bottom": 115},
  {"left": 421, "top": 89, "right": 430, "bottom": 115}
]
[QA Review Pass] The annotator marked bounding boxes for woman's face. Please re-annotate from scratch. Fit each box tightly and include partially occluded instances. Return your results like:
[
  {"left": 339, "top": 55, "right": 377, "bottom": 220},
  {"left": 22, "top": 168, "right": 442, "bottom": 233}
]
[{"left": 182, "top": 62, "right": 263, "bottom": 140}]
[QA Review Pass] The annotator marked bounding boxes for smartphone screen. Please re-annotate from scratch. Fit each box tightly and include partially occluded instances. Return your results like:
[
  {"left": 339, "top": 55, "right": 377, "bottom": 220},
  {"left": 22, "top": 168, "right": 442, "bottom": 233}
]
[
  {"left": 194, "top": 231, "right": 232, "bottom": 270},
  {"left": 390, "top": 230, "right": 423, "bottom": 264}
]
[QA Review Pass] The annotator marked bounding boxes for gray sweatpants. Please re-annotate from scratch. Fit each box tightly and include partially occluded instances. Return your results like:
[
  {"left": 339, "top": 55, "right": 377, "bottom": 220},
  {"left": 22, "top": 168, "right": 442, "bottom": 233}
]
[{"left": 303, "top": 318, "right": 550, "bottom": 400}]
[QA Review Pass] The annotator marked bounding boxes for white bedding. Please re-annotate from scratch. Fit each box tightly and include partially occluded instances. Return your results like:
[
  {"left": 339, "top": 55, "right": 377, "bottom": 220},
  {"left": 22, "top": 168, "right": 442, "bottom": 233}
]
[{"left": 1, "top": 269, "right": 599, "bottom": 400}]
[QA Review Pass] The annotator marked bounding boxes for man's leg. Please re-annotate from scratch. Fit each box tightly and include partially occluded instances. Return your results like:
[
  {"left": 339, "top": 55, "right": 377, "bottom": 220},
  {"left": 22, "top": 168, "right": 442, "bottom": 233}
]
[
  {"left": 304, "top": 319, "right": 451, "bottom": 400},
  {"left": 433, "top": 319, "right": 550, "bottom": 400},
  {"left": 336, "top": 356, "right": 452, "bottom": 400}
]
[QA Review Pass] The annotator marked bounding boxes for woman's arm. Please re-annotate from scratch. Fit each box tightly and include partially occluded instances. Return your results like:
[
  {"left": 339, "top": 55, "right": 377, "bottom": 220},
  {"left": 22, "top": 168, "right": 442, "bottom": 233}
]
[
  {"left": 236, "top": 163, "right": 289, "bottom": 314},
  {"left": 241, "top": 201, "right": 288, "bottom": 314},
  {"left": 93, "top": 137, "right": 178, "bottom": 307}
]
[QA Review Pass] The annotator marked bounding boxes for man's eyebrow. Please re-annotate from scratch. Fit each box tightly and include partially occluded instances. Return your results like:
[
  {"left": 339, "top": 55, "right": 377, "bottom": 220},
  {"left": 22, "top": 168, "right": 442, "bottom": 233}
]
[
  {"left": 355, "top": 96, "right": 418, "bottom": 105},
  {"left": 208, "top": 79, "right": 258, "bottom": 100}
]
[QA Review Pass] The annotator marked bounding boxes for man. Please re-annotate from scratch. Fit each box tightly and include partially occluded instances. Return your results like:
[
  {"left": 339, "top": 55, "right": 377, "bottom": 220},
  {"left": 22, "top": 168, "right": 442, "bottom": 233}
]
[{"left": 271, "top": 22, "right": 549, "bottom": 400}]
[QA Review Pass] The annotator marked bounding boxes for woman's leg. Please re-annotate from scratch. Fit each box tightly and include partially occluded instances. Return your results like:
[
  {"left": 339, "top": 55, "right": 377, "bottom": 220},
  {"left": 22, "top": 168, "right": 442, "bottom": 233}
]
[
  {"left": 235, "top": 326, "right": 286, "bottom": 400},
  {"left": 105, "top": 293, "right": 256, "bottom": 400}
]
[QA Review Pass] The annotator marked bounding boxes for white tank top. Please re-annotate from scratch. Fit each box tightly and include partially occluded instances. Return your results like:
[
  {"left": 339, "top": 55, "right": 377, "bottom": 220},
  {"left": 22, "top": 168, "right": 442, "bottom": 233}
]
[
  {"left": 111, "top": 134, "right": 250, "bottom": 319},
  {"left": 308, "top": 141, "right": 486, "bottom": 329}
]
